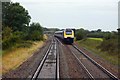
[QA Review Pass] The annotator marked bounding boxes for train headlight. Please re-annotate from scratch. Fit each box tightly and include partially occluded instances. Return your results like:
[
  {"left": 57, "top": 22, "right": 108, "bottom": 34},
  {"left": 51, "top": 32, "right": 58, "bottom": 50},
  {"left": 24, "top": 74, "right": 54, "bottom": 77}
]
[{"left": 64, "top": 36, "right": 67, "bottom": 38}]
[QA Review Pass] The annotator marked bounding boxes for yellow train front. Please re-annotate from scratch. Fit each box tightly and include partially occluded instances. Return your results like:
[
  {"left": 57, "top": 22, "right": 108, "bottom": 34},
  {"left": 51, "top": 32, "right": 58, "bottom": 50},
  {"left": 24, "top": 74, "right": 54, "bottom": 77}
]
[
  {"left": 54, "top": 29, "right": 74, "bottom": 44},
  {"left": 63, "top": 29, "right": 74, "bottom": 44}
]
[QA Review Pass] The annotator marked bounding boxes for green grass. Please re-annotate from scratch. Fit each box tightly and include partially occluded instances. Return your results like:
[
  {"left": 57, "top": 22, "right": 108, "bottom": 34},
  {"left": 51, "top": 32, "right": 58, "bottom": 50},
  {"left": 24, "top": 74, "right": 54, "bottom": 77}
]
[
  {"left": 78, "top": 38, "right": 102, "bottom": 49},
  {"left": 77, "top": 38, "right": 119, "bottom": 66},
  {"left": 88, "top": 38, "right": 103, "bottom": 41}
]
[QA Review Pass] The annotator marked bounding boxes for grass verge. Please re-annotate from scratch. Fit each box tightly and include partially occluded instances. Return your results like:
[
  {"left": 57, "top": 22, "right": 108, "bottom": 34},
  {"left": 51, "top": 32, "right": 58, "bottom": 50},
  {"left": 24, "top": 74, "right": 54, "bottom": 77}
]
[
  {"left": 2, "top": 41, "right": 44, "bottom": 74},
  {"left": 77, "top": 38, "right": 119, "bottom": 66}
]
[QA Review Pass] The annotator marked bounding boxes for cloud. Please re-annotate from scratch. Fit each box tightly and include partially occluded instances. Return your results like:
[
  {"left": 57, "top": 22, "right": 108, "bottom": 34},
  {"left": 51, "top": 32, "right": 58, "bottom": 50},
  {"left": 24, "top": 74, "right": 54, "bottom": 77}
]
[
  {"left": 12, "top": 0, "right": 118, "bottom": 2},
  {"left": 11, "top": 0, "right": 119, "bottom": 31}
]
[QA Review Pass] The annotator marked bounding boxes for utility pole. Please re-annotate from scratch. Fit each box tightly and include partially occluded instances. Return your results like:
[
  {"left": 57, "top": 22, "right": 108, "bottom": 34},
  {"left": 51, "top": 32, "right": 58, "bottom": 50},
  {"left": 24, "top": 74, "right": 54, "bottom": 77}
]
[
  {"left": 118, "top": 1, "right": 120, "bottom": 35},
  {"left": 0, "top": 1, "right": 1, "bottom": 79},
  {"left": 118, "top": 1, "right": 120, "bottom": 37},
  {"left": 118, "top": 2, "right": 120, "bottom": 74},
  {"left": 0, "top": 1, "right": 1, "bottom": 45},
  {"left": 0, "top": 0, "right": 11, "bottom": 78}
]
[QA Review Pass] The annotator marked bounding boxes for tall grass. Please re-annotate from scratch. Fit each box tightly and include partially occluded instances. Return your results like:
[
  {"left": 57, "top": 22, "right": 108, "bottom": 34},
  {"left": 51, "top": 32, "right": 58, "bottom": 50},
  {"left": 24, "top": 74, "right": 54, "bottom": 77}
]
[
  {"left": 78, "top": 38, "right": 119, "bottom": 66},
  {"left": 0, "top": 50, "right": 2, "bottom": 56},
  {"left": 2, "top": 41, "right": 44, "bottom": 74}
]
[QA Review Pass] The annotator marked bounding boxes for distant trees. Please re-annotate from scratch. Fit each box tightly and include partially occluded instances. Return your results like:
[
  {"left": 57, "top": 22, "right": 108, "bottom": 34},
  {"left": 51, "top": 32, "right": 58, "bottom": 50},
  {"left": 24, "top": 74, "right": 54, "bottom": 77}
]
[
  {"left": 75, "top": 29, "right": 117, "bottom": 39},
  {"left": 75, "top": 28, "right": 89, "bottom": 40},
  {"left": 96, "top": 29, "right": 102, "bottom": 32},
  {"left": 75, "top": 28, "right": 118, "bottom": 55},
  {"left": 87, "top": 29, "right": 103, "bottom": 38},
  {"left": 75, "top": 29, "right": 104, "bottom": 40}
]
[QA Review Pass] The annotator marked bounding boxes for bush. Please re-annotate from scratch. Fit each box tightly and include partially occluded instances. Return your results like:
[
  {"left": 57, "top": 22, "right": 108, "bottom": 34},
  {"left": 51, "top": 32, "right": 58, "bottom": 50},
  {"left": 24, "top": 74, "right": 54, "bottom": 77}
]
[
  {"left": 27, "top": 22, "right": 43, "bottom": 41},
  {"left": 76, "top": 32, "right": 84, "bottom": 40},
  {"left": 30, "top": 30, "right": 43, "bottom": 41},
  {"left": 103, "top": 32, "right": 111, "bottom": 40},
  {"left": 2, "top": 31, "right": 23, "bottom": 50},
  {"left": 76, "top": 28, "right": 88, "bottom": 40},
  {"left": 2, "top": 27, "right": 12, "bottom": 40},
  {"left": 87, "top": 32, "right": 104, "bottom": 38},
  {"left": 16, "top": 41, "right": 33, "bottom": 48},
  {"left": 98, "top": 38, "right": 118, "bottom": 55}
]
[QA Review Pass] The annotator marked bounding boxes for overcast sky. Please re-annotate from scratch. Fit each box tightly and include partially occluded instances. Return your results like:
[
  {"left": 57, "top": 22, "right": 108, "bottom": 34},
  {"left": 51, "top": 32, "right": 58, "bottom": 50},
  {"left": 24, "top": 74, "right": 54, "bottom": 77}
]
[{"left": 12, "top": 0, "right": 119, "bottom": 31}]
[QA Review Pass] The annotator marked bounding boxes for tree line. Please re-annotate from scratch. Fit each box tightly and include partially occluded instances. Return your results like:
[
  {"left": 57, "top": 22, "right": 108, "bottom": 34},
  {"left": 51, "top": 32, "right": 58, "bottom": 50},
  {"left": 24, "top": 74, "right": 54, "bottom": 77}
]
[
  {"left": 75, "top": 28, "right": 118, "bottom": 55},
  {"left": 2, "top": 2, "right": 43, "bottom": 50}
]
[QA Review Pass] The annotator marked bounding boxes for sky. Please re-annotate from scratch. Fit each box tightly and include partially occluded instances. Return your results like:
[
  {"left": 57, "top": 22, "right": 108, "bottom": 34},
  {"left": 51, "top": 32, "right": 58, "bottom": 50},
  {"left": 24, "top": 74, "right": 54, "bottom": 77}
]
[{"left": 12, "top": 0, "right": 119, "bottom": 31}]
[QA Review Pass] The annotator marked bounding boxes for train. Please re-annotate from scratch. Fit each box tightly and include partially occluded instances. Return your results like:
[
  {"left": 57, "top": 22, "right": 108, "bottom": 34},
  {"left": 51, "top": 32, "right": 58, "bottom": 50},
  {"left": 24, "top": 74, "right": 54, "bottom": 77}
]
[{"left": 54, "top": 29, "right": 75, "bottom": 44}]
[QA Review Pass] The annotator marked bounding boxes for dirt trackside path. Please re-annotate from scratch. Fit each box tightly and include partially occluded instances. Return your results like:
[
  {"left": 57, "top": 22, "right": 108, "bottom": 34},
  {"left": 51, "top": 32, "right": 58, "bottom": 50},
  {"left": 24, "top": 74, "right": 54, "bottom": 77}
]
[{"left": 2, "top": 37, "right": 52, "bottom": 78}]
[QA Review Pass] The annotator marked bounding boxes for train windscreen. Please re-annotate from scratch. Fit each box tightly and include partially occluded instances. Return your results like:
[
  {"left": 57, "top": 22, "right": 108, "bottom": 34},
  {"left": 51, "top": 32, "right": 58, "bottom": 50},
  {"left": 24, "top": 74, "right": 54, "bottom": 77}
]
[{"left": 66, "top": 31, "right": 72, "bottom": 35}]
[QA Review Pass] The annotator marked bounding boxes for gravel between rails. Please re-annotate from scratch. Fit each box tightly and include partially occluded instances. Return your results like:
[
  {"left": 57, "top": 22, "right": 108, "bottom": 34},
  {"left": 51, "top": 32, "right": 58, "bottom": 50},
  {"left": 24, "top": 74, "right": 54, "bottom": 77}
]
[
  {"left": 58, "top": 41, "right": 70, "bottom": 78},
  {"left": 59, "top": 42, "right": 89, "bottom": 79},
  {"left": 74, "top": 42, "right": 119, "bottom": 78},
  {"left": 68, "top": 45, "right": 113, "bottom": 79},
  {"left": 2, "top": 37, "right": 52, "bottom": 78}
]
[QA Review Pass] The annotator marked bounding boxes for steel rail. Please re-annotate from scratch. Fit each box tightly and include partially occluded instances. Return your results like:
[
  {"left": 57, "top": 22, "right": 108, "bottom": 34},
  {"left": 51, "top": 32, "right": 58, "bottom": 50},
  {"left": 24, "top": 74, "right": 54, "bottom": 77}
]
[
  {"left": 31, "top": 42, "right": 52, "bottom": 80},
  {"left": 71, "top": 51, "right": 95, "bottom": 80},
  {"left": 56, "top": 38, "right": 60, "bottom": 80},
  {"left": 31, "top": 39, "right": 60, "bottom": 80},
  {"left": 72, "top": 44, "right": 119, "bottom": 80},
  {"left": 56, "top": 38, "right": 94, "bottom": 79}
]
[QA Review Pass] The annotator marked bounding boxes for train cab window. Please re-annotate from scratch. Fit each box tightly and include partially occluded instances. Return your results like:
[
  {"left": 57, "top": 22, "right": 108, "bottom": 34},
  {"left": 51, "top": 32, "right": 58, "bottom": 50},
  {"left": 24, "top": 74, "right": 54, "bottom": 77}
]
[{"left": 66, "top": 31, "right": 72, "bottom": 35}]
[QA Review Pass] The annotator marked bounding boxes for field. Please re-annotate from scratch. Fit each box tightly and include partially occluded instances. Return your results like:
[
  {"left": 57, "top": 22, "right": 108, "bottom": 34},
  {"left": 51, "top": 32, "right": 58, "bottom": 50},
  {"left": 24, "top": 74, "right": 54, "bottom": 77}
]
[
  {"left": 88, "top": 38, "right": 103, "bottom": 41},
  {"left": 77, "top": 38, "right": 119, "bottom": 66}
]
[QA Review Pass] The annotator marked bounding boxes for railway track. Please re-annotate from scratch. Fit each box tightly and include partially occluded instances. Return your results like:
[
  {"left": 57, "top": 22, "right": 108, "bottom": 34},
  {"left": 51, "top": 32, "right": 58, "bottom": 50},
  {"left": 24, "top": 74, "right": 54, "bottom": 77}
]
[
  {"left": 31, "top": 39, "right": 59, "bottom": 80},
  {"left": 70, "top": 44, "right": 118, "bottom": 80},
  {"left": 31, "top": 37, "right": 118, "bottom": 79},
  {"left": 56, "top": 37, "right": 118, "bottom": 79}
]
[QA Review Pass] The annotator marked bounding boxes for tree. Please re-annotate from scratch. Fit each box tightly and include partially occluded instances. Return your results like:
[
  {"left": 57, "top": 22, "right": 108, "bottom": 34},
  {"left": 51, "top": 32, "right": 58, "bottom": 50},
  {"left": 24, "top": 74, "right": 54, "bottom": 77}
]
[
  {"left": 97, "top": 29, "right": 102, "bottom": 32},
  {"left": 2, "top": 27, "right": 12, "bottom": 40},
  {"left": 27, "top": 22, "right": 43, "bottom": 41},
  {"left": 76, "top": 28, "right": 88, "bottom": 40},
  {"left": 2, "top": 2, "right": 31, "bottom": 31},
  {"left": 103, "top": 32, "right": 111, "bottom": 40}
]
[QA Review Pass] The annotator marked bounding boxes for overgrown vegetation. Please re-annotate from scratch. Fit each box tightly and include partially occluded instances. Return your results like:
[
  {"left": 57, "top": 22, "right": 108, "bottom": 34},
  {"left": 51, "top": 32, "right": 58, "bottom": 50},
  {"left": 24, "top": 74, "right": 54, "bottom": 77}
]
[
  {"left": 78, "top": 38, "right": 118, "bottom": 65},
  {"left": 2, "top": 2, "right": 46, "bottom": 74},
  {"left": 2, "top": 2, "right": 44, "bottom": 51},
  {"left": 76, "top": 28, "right": 118, "bottom": 65},
  {"left": 75, "top": 28, "right": 115, "bottom": 40},
  {"left": 2, "top": 41, "right": 44, "bottom": 74},
  {"left": 76, "top": 28, "right": 118, "bottom": 54},
  {"left": 98, "top": 32, "right": 118, "bottom": 55},
  {"left": 75, "top": 28, "right": 89, "bottom": 40}
]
